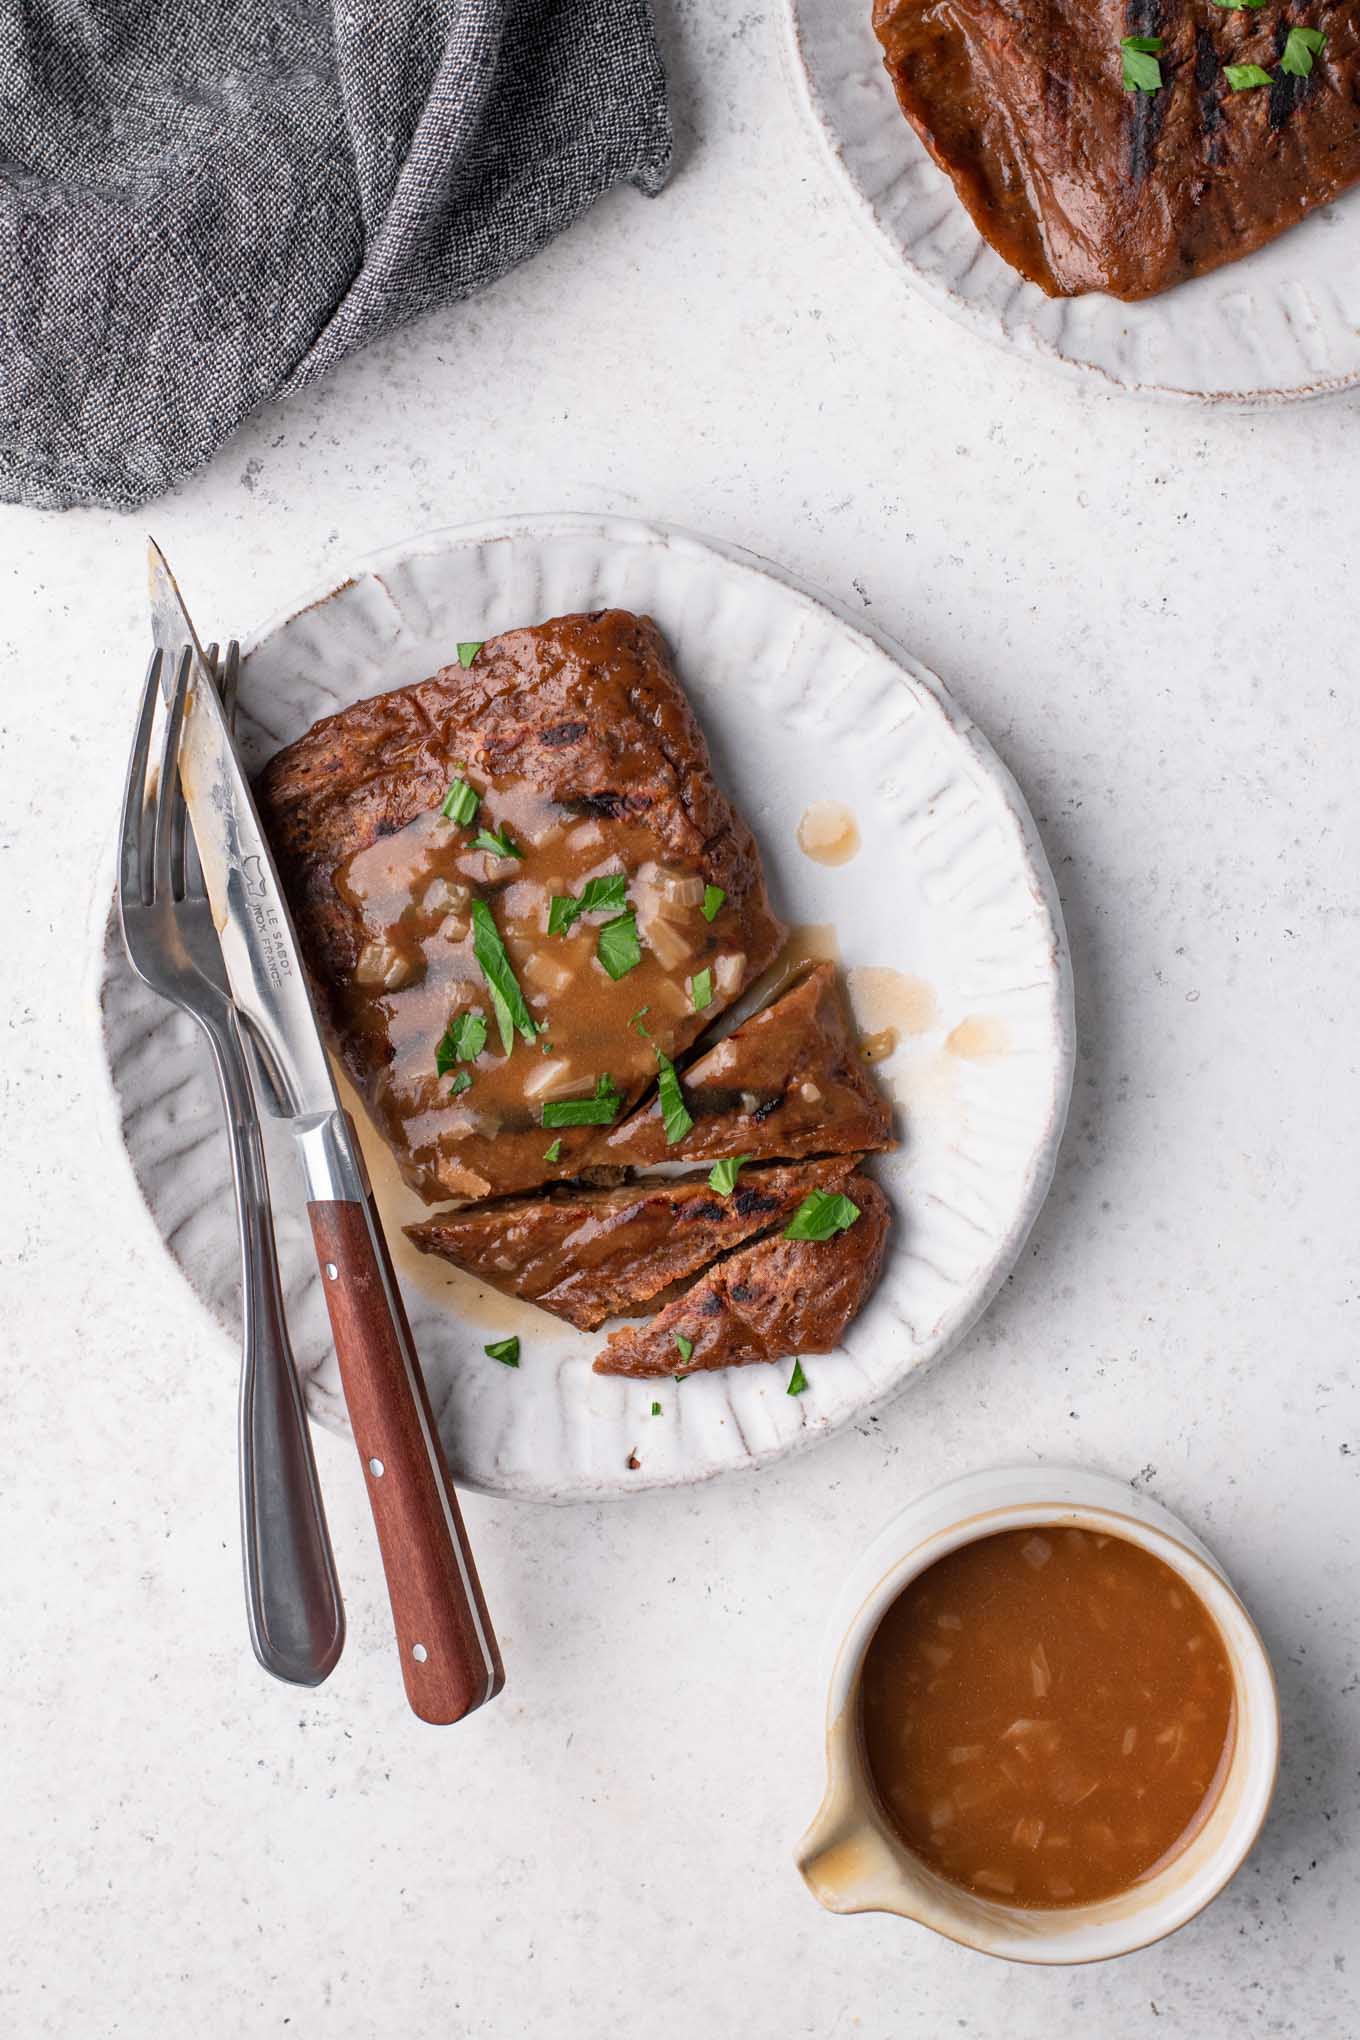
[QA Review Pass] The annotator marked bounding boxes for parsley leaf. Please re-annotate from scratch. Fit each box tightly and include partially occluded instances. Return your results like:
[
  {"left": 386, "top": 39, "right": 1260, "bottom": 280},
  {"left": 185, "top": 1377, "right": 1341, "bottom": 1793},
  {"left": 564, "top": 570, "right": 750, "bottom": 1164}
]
[
  {"left": 690, "top": 966, "right": 714, "bottom": 1013},
  {"left": 1282, "top": 24, "right": 1325, "bottom": 75},
  {"left": 471, "top": 823, "right": 524, "bottom": 861},
  {"left": 701, "top": 884, "right": 726, "bottom": 923},
  {"left": 457, "top": 641, "right": 483, "bottom": 669},
  {"left": 783, "top": 1190, "right": 862, "bottom": 1242},
  {"left": 435, "top": 1009, "right": 488, "bottom": 1075},
  {"left": 651, "top": 1401, "right": 662, "bottom": 1416},
  {"left": 1224, "top": 61, "right": 1272, "bottom": 88},
  {"left": 448, "top": 1069, "right": 472, "bottom": 1096},
  {"left": 654, "top": 1044, "right": 693, "bottom": 1145},
  {"left": 541, "top": 1073, "right": 622, "bottom": 1128},
  {"left": 597, "top": 910, "right": 642, "bottom": 981},
  {"left": 549, "top": 872, "right": 629, "bottom": 935},
  {"left": 470, "top": 898, "right": 538, "bottom": 1056},
  {"left": 787, "top": 1359, "right": 809, "bottom": 1397},
  {"left": 485, "top": 1336, "right": 519, "bottom": 1367},
  {"left": 543, "top": 1138, "right": 563, "bottom": 1163},
  {"left": 440, "top": 776, "right": 480, "bottom": 827},
  {"left": 1120, "top": 35, "right": 1163, "bottom": 91},
  {"left": 1211, "top": 0, "right": 1265, "bottom": 7},
  {"left": 630, "top": 1005, "right": 651, "bottom": 1036},
  {"left": 674, "top": 1333, "right": 694, "bottom": 1365},
  {"left": 707, "top": 1154, "right": 751, "bottom": 1197}
]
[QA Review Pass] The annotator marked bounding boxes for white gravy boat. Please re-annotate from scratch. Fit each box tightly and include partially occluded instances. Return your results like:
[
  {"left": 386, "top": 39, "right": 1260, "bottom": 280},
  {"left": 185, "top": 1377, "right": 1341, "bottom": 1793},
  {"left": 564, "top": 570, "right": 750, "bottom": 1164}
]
[{"left": 796, "top": 1465, "right": 1280, "bottom": 1964}]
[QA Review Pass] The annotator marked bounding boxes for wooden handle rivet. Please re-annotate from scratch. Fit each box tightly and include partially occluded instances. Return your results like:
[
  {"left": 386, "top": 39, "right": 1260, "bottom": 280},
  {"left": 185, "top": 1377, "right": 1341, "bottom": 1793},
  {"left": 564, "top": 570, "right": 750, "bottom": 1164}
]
[
  {"left": 412, "top": 1643, "right": 428, "bottom": 1662},
  {"left": 325, "top": 1261, "right": 339, "bottom": 1279},
  {"left": 368, "top": 1457, "right": 385, "bottom": 1477}
]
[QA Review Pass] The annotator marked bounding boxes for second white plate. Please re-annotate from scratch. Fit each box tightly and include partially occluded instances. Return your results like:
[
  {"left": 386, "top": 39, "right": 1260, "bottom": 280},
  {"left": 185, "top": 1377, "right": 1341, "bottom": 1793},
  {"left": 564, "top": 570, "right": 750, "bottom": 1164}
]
[
  {"left": 783, "top": 0, "right": 1360, "bottom": 403},
  {"left": 97, "top": 516, "right": 1073, "bottom": 1501}
]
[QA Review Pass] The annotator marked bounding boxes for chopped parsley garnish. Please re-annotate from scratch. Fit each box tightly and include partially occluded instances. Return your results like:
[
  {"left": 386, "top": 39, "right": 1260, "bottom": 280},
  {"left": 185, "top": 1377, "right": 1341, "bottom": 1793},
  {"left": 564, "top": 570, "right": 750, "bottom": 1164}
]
[
  {"left": 485, "top": 1336, "right": 519, "bottom": 1367},
  {"left": 541, "top": 1073, "right": 621, "bottom": 1128},
  {"left": 690, "top": 967, "right": 713, "bottom": 1013},
  {"left": 630, "top": 1005, "right": 651, "bottom": 1036},
  {"left": 654, "top": 1044, "right": 693, "bottom": 1145},
  {"left": 457, "top": 641, "right": 483, "bottom": 669},
  {"left": 597, "top": 909, "right": 642, "bottom": 981},
  {"left": 470, "top": 898, "right": 538, "bottom": 1057},
  {"left": 707, "top": 1154, "right": 751, "bottom": 1197},
  {"left": 674, "top": 1333, "right": 694, "bottom": 1365},
  {"left": 435, "top": 1008, "right": 488, "bottom": 1074},
  {"left": 1211, "top": 0, "right": 1265, "bottom": 8},
  {"left": 783, "top": 1189, "right": 862, "bottom": 1242},
  {"left": 470, "top": 823, "right": 524, "bottom": 861},
  {"left": 548, "top": 872, "right": 629, "bottom": 936},
  {"left": 1282, "top": 24, "right": 1325, "bottom": 76},
  {"left": 440, "top": 775, "right": 480, "bottom": 827},
  {"left": 651, "top": 1401, "right": 662, "bottom": 1417},
  {"left": 701, "top": 884, "right": 726, "bottom": 923},
  {"left": 1224, "top": 61, "right": 1272, "bottom": 89},
  {"left": 787, "top": 1359, "right": 809, "bottom": 1397},
  {"left": 448, "top": 1069, "right": 472, "bottom": 1096},
  {"left": 1120, "top": 35, "right": 1163, "bottom": 92},
  {"left": 543, "top": 1138, "right": 563, "bottom": 1163}
]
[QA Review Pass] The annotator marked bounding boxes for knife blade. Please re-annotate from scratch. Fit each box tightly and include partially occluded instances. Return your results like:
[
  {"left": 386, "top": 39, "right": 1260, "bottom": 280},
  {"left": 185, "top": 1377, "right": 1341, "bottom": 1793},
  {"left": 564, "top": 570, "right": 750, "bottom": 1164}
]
[{"left": 149, "top": 540, "right": 504, "bottom": 1725}]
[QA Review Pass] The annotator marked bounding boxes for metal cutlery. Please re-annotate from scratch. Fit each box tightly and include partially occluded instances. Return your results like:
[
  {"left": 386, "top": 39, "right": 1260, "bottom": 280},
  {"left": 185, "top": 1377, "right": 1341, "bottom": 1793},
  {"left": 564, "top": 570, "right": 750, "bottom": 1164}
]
[
  {"left": 118, "top": 646, "right": 345, "bottom": 1687},
  {"left": 148, "top": 544, "right": 504, "bottom": 1724}
]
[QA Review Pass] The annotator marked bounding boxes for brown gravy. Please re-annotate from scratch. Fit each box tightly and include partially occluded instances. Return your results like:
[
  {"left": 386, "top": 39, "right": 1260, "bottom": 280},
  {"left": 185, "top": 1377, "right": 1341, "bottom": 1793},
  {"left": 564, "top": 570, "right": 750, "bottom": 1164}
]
[
  {"left": 332, "top": 787, "right": 745, "bottom": 1199},
  {"left": 860, "top": 1526, "right": 1235, "bottom": 1908}
]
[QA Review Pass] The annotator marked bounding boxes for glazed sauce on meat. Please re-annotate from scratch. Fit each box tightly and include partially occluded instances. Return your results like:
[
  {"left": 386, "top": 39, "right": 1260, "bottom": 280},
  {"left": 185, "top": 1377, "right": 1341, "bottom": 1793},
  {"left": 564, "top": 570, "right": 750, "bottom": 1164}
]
[
  {"left": 860, "top": 1527, "right": 1235, "bottom": 1908},
  {"left": 334, "top": 780, "right": 744, "bottom": 1199}
]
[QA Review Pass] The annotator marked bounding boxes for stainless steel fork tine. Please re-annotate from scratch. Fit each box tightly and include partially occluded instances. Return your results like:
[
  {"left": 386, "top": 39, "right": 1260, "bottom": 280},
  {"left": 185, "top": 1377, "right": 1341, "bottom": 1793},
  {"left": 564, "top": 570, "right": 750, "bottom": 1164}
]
[
  {"left": 119, "top": 648, "right": 165, "bottom": 909},
  {"left": 152, "top": 648, "right": 192, "bottom": 902},
  {"left": 221, "top": 640, "right": 240, "bottom": 725}
]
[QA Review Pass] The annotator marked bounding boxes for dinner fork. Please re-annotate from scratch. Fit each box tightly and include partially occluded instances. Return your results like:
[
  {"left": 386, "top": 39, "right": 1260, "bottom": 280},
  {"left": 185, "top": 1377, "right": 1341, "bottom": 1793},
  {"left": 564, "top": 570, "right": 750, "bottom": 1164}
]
[{"left": 119, "top": 646, "right": 345, "bottom": 1686}]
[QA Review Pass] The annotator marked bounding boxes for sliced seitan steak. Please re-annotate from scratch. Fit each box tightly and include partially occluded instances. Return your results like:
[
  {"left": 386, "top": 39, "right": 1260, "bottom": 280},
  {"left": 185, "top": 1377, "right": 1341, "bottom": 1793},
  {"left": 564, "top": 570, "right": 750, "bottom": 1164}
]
[
  {"left": 591, "top": 963, "right": 892, "bottom": 1169},
  {"left": 872, "top": 0, "right": 1360, "bottom": 300},
  {"left": 256, "top": 612, "right": 784, "bottom": 1203},
  {"left": 405, "top": 1157, "right": 860, "bottom": 1332},
  {"left": 596, "top": 1173, "right": 891, "bottom": 1377}
]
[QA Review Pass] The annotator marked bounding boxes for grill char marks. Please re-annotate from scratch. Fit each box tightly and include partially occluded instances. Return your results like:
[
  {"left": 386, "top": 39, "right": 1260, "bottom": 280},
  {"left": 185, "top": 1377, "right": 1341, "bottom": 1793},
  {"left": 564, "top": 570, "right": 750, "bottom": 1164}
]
[
  {"left": 595, "top": 1174, "right": 892, "bottom": 1378},
  {"left": 404, "top": 1158, "right": 860, "bottom": 1332},
  {"left": 1128, "top": 0, "right": 1171, "bottom": 187},
  {"left": 871, "top": 0, "right": 1360, "bottom": 299},
  {"left": 1194, "top": 25, "right": 1226, "bottom": 164}
]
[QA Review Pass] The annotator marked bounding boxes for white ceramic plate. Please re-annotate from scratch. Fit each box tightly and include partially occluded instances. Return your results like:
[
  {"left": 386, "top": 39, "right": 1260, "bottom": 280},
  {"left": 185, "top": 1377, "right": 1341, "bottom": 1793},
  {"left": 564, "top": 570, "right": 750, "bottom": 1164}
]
[
  {"left": 95, "top": 516, "right": 1073, "bottom": 1502},
  {"left": 782, "top": 0, "right": 1360, "bottom": 402}
]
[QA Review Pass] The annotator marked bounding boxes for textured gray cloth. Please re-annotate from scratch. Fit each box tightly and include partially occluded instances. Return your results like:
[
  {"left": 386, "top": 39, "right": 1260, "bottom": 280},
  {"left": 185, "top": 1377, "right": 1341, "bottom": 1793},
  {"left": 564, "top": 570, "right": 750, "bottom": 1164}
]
[{"left": 0, "top": 1, "right": 671, "bottom": 512}]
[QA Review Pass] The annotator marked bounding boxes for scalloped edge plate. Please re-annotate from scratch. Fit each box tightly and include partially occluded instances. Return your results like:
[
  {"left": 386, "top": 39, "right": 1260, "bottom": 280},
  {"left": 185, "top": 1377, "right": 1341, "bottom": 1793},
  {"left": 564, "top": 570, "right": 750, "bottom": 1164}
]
[
  {"left": 782, "top": 0, "right": 1360, "bottom": 404},
  {"left": 94, "top": 515, "right": 1073, "bottom": 1502}
]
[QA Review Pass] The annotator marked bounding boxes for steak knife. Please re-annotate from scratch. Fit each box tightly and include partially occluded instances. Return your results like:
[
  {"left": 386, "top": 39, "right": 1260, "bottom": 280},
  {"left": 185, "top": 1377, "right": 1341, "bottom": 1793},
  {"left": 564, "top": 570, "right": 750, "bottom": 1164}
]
[{"left": 150, "top": 542, "right": 504, "bottom": 1725}]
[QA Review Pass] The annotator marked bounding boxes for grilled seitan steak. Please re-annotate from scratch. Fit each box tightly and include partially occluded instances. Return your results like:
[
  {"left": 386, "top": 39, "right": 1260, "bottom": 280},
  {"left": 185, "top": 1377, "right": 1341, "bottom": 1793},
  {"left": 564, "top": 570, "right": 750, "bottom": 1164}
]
[
  {"left": 405, "top": 1157, "right": 860, "bottom": 1332},
  {"left": 872, "top": 0, "right": 1360, "bottom": 299},
  {"left": 596, "top": 1173, "right": 890, "bottom": 1377},
  {"left": 256, "top": 612, "right": 784, "bottom": 1203},
  {"left": 591, "top": 962, "right": 892, "bottom": 1169}
]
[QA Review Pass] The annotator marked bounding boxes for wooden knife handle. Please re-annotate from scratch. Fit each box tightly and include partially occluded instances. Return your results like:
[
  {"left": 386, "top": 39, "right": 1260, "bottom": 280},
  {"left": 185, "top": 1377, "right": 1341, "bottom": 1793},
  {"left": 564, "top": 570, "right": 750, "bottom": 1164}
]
[{"left": 307, "top": 1196, "right": 504, "bottom": 1724}]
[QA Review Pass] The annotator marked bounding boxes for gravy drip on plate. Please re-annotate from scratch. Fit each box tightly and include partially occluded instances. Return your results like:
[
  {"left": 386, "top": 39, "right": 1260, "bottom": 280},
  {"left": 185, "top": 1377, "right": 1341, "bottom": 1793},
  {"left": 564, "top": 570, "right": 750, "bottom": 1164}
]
[{"left": 860, "top": 1526, "right": 1235, "bottom": 1908}]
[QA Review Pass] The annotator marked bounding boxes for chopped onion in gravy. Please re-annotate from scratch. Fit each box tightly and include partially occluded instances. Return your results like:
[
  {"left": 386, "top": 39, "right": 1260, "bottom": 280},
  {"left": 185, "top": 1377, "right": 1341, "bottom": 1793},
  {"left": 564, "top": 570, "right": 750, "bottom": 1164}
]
[{"left": 860, "top": 1527, "right": 1235, "bottom": 1909}]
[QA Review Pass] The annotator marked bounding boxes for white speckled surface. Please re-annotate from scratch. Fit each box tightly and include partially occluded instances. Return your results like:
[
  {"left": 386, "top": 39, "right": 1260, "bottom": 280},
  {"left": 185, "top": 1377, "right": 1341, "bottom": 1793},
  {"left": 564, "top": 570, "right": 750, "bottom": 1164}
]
[{"left": 2, "top": 2, "right": 1357, "bottom": 2033}]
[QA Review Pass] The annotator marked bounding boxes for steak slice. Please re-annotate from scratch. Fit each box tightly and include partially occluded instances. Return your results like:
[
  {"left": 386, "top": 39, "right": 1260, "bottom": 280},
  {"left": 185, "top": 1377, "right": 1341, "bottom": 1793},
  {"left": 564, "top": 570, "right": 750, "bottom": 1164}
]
[
  {"left": 872, "top": 0, "right": 1360, "bottom": 300},
  {"left": 591, "top": 963, "right": 892, "bottom": 1168},
  {"left": 256, "top": 612, "right": 784, "bottom": 1202},
  {"left": 595, "top": 1174, "right": 891, "bottom": 1377},
  {"left": 404, "top": 1157, "right": 859, "bottom": 1332}
]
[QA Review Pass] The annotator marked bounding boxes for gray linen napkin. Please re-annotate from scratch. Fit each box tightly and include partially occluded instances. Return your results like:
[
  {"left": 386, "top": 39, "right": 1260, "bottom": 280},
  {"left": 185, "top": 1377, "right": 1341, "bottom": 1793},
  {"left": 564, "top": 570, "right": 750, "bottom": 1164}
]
[{"left": 0, "top": 0, "right": 671, "bottom": 512}]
